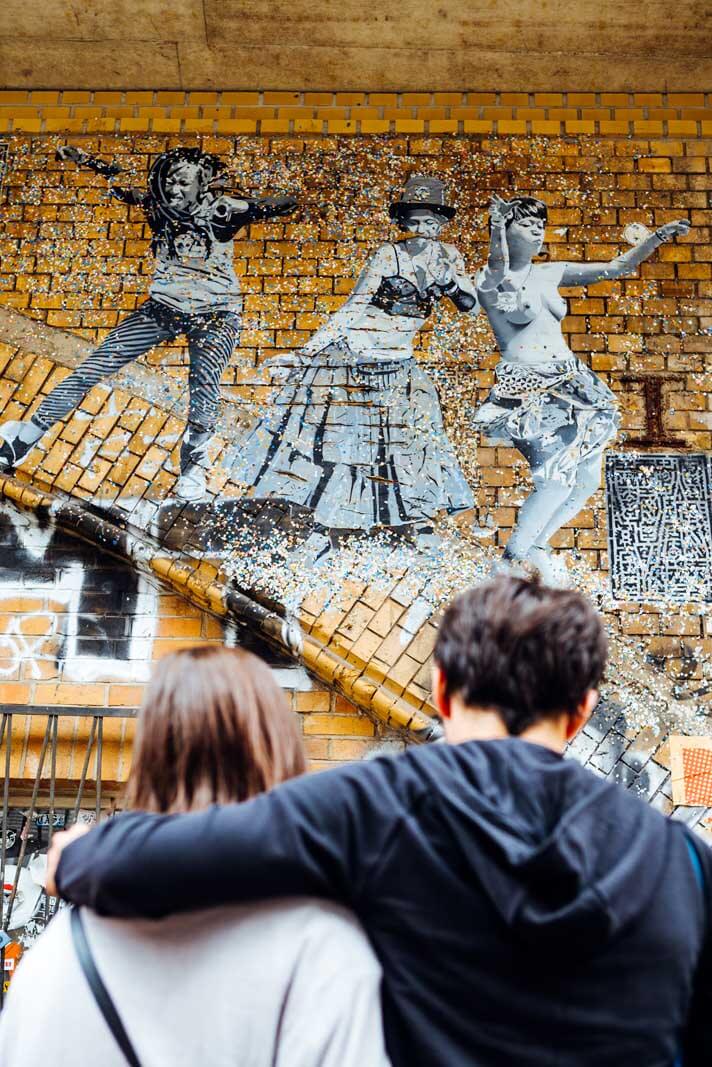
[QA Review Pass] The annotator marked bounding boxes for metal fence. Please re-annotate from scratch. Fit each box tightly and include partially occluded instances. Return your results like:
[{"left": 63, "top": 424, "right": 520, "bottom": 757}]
[{"left": 0, "top": 705, "right": 134, "bottom": 1007}]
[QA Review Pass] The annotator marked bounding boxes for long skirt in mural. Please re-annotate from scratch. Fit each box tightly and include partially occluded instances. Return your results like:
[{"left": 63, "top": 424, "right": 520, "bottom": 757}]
[
  {"left": 231, "top": 342, "right": 474, "bottom": 530},
  {"left": 474, "top": 357, "right": 620, "bottom": 488}
]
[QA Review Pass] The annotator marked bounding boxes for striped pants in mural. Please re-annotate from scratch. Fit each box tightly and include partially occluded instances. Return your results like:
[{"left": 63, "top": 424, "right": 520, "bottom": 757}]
[{"left": 34, "top": 299, "right": 241, "bottom": 450}]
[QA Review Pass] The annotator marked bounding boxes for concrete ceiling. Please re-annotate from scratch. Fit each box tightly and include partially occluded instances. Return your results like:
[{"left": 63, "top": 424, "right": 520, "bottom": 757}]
[{"left": 1, "top": 1, "right": 711, "bottom": 91}]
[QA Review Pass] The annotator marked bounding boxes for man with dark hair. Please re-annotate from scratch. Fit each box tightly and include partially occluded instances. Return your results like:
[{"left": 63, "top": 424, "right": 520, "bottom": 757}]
[{"left": 49, "top": 577, "right": 711, "bottom": 1066}]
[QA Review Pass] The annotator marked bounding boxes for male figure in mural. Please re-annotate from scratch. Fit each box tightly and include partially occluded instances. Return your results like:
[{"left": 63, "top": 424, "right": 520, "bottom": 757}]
[
  {"left": 230, "top": 175, "right": 479, "bottom": 553},
  {"left": 0, "top": 145, "right": 297, "bottom": 501},
  {"left": 475, "top": 194, "right": 690, "bottom": 583}
]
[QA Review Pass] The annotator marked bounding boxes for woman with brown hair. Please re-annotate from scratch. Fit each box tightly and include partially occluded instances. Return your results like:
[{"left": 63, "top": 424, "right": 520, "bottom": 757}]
[{"left": 0, "top": 647, "right": 390, "bottom": 1067}]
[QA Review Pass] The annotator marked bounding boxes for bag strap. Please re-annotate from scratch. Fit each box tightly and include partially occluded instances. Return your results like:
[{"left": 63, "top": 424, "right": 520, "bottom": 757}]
[{"left": 70, "top": 907, "right": 142, "bottom": 1067}]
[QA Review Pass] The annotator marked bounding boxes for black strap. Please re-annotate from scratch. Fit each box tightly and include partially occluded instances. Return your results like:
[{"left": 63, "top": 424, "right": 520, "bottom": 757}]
[{"left": 70, "top": 907, "right": 142, "bottom": 1067}]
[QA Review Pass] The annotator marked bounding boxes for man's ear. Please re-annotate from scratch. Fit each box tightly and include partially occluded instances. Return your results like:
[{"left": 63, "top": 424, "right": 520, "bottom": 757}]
[
  {"left": 565, "top": 689, "right": 598, "bottom": 741},
  {"left": 432, "top": 664, "right": 452, "bottom": 720}
]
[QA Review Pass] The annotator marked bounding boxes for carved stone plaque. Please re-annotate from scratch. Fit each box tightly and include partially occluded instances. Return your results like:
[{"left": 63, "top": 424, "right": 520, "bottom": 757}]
[{"left": 606, "top": 452, "right": 712, "bottom": 603}]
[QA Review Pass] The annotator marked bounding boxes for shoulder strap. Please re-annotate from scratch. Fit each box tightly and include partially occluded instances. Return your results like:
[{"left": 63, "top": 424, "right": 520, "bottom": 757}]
[{"left": 70, "top": 907, "right": 142, "bottom": 1067}]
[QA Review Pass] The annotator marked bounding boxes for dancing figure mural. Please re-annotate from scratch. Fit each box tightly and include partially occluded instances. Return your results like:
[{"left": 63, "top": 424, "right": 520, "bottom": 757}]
[
  {"left": 476, "top": 195, "right": 690, "bottom": 583},
  {"left": 0, "top": 145, "right": 297, "bottom": 500},
  {"left": 231, "top": 176, "right": 479, "bottom": 550}
]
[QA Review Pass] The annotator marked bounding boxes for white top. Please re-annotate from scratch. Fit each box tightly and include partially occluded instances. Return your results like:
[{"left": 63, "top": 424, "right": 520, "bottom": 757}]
[
  {"left": 0, "top": 900, "right": 391, "bottom": 1067},
  {"left": 149, "top": 200, "right": 242, "bottom": 317}
]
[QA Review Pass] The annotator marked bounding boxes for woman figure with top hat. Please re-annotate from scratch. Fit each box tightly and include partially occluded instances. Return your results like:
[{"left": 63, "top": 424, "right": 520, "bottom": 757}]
[
  {"left": 0, "top": 144, "right": 297, "bottom": 501},
  {"left": 476, "top": 193, "right": 690, "bottom": 584},
  {"left": 231, "top": 175, "right": 478, "bottom": 550}
]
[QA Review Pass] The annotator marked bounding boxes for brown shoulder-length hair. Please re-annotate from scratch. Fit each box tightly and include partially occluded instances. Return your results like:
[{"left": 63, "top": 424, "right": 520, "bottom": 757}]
[{"left": 126, "top": 646, "right": 306, "bottom": 814}]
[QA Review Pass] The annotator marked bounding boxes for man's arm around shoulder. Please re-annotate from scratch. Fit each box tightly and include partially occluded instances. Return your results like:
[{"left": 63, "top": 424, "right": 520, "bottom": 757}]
[{"left": 55, "top": 755, "right": 411, "bottom": 918}]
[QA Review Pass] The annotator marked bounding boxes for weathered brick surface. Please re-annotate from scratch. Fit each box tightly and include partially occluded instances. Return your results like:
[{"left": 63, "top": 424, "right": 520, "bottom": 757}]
[{"left": 0, "top": 90, "right": 710, "bottom": 790}]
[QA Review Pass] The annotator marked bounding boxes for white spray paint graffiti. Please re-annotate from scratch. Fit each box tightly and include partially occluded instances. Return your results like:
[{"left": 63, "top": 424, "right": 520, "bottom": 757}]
[{"left": 0, "top": 503, "right": 158, "bottom": 685}]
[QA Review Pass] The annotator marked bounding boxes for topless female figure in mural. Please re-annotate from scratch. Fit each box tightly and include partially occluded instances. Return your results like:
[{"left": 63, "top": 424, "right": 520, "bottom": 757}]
[
  {"left": 0, "top": 145, "right": 297, "bottom": 501},
  {"left": 476, "top": 194, "right": 690, "bottom": 584},
  {"left": 231, "top": 176, "right": 479, "bottom": 552}
]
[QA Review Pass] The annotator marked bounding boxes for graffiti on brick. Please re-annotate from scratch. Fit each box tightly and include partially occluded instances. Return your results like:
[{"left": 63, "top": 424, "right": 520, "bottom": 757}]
[
  {"left": 0, "top": 501, "right": 159, "bottom": 683},
  {"left": 0, "top": 137, "right": 697, "bottom": 592},
  {"left": 606, "top": 452, "right": 712, "bottom": 603}
]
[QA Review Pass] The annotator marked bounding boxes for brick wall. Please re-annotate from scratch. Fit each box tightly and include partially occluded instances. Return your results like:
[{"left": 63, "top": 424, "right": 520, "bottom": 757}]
[
  {"left": 0, "top": 89, "right": 709, "bottom": 771},
  {"left": 0, "top": 499, "right": 392, "bottom": 795}
]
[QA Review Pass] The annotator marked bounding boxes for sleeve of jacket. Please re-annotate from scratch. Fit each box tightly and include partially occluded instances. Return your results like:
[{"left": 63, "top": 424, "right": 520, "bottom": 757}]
[
  {"left": 683, "top": 833, "right": 712, "bottom": 1065},
  {"left": 55, "top": 756, "right": 410, "bottom": 919}
]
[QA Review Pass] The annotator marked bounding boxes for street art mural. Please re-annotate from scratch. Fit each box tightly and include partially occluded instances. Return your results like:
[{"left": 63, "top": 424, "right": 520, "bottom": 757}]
[
  {"left": 475, "top": 194, "right": 688, "bottom": 584},
  {"left": 229, "top": 175, "right": 479, "bottom": 557},
  {"left": 0, "top": 131, "right": 709, "bottom": 741},
  {"left": 0, "top": 145, "right": 297, "bottom": 501},
  {"left": 0, "top": 142, "right": 696, "bottom": 585}
]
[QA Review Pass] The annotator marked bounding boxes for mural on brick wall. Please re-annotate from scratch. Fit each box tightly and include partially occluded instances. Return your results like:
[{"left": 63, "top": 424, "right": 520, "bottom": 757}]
[
  {"left": 0, "top": 127, "right": 709, "bottom": 736},
  {"left": 0, "top": 145, "right": 297, "bottom": 501}
]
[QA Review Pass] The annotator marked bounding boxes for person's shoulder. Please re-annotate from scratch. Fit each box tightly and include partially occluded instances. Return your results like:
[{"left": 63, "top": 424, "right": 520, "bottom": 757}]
[
  {"left": 212, "top": 898, "right": 380, "bottom": 969},
  {"left": 288, "top": 899, "right": 382, "bottom": 970},
  {"left": 536, "top": 260, "right": 567, "bottom": 284},
  {"left": 7, "top": 907, "right": 72, "bottom": 989}
]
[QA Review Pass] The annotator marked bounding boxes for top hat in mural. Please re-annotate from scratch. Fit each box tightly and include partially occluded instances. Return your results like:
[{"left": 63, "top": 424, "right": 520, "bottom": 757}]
[{"left": 389, "top": 175, "right": 456, "bottom": 221}]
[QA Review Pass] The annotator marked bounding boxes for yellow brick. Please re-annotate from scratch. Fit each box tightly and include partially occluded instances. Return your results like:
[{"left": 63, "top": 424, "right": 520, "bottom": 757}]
[
  {"left": 61, "top": 91, "right": 91, "bottom": 103},
  {"left": 634, "top": 121, "right": 665, "bottom": 135},
  {"left": 602, "top": 94, "right": 630, "bottom": 105},
  {"left": 34, "top": 682, "right": 107, "bottom": 707},
  {"left": 532, "top": 120, "right": 562, "bottom": 134},
  {"left": 294, "top": 119, "right": 324, "bottom": 134},
  {"left": 565, "top": 120, "right": 596, "bottom": 134},
  {"left": 293, "top": 691, "right": 331, "bottom": 712},
  {"left": 108, "top": 685, "right": 144, "bottom": 707},
  {"left": 264, "top": 91, "right": 301, "bottom": 105},
  {"left": 12, "top": 117, "right": 42, "bottom": 132},
  {"left": 639, "top": 157, "right": 672, "bottom": 172},
  {"left": 303, "top": 713, "right": 375, "bottom": 737},
  {"left": 125, "top": 92, "right": 154, "bottom": 104},
  {"left": 402, "top": 93, "right": 431, "bottom": 105},
  {"left": 156, "top": 92, "right": 185, "bottom": 105},
  {"left": 599, "top": 121, "right": 630, "bottom": 134},
  {"left": 667, "top": 120, "right": 699, "bottom": 135},
  {"left": 463, "top": 120, "right": 494, "bottom": 134},
  {"left": 30, "top": 91, "right": 59, "bottom": 104},
  {"left": 533, "top": 93, "right": 563, "bottom": 105},
  {"left": 497, "top": 120, "right": 528, "bottom": 134},
  {"left": 94, "top": 92, "right": 124, "bottom": 105},
  {"left": 304, "top": 93, "right": 333, "bottom": 105},
  {"left": 335, "top": 92, "right": 367, "bottom": 105},
  {"left": 151, "top": 118, "right": 182, "bottom": 133},
  {"left": 360, "top": 119, "right": 390, "bottom": 134},
  {"left": 189, "top": 92, "right": 219, "bottom": 105},
  {"left": 369, "top": 94, "right": 398, "bottom": 106},
  {"left": 429, "top": 120, "right": 458, "bottom": 133},
  {"left": 216, "top": 119, "right": 258, "bottom": 134},
  {"left": 120, "top": 117, "right": 151, "bottom": 132},
  {"left": 501, "top": 93, "right": 529, "bottom": 105},
  {"left": 328, "top": 120, "right": 359, "bottom": 133},
  {"left": 0, "top": 91, "right": 29, "bottom": 104},
  {"left": 183, "top": 118, "right": 214, "bottom": 133},
  {"left": 434, "top": 93, "right": 462, "bottom": 104},
  {"left": 261, "top": 119, "right": 291, "bottom": 133},
  {"left": 669, "top": 93, "right": 705, "bottom": 106}
]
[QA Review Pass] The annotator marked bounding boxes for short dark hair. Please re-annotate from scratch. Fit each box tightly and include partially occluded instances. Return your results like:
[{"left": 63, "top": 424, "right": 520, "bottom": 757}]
[
  {"left": 433, "top": 576, "right": 607, "bottom": 735},
  {"left": 504, "top": 195, "right": 548, "bottom": 227}
]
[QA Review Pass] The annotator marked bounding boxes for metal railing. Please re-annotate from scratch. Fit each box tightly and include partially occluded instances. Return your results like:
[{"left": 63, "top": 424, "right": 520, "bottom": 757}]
[{"left": 0, "top": 705, "right": 135, "bottom": 1007}]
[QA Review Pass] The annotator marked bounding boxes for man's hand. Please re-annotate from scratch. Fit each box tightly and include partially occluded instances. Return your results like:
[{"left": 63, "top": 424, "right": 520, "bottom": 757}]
[{"left": 45, "top": 824, "right": 90, "bottom": 897}]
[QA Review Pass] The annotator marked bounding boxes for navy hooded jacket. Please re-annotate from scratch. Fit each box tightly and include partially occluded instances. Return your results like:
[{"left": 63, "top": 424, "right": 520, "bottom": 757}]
[{"left": 57, "top": 739, "right": 712, "bottom": 1066}]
